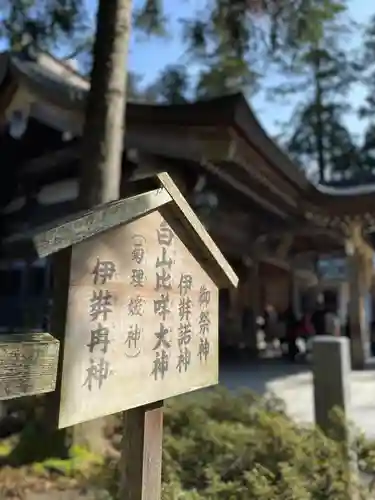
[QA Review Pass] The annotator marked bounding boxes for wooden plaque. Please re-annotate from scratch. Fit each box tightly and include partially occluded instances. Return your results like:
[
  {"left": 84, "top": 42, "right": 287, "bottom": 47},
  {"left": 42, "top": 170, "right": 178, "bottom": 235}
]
[
  {"left": 59, "top": 210, "right": 218, "bottom": 428},
  {"left": 0, "top": 333, "right": 59, "bottom": 400}
]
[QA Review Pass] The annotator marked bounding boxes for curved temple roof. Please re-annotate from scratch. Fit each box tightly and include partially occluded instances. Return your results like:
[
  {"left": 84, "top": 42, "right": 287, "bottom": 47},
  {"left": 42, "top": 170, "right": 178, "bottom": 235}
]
[{"left": 1, "top": 48, "right": 375, "bottom": 224}]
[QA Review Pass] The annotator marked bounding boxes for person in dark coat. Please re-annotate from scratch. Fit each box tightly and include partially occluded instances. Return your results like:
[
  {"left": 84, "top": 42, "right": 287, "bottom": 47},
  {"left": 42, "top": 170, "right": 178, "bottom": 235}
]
[
  {"left": 311, "top": 296, "right": 327, "bottom": 336},
  {"left": 282, "top": 306, "right": 299, "bottom": 361}
]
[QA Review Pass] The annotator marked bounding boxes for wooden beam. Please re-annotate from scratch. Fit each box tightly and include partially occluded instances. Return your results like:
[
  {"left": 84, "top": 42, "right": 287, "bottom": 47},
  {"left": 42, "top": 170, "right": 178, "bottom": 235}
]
[
  {"left": 126, "top": 126, "right": 232, "bottom": 164},
  {"left": 346, "top": 222, "right": 369, "bottom": 369},
  {"left": 229, "top": 132, "right": 299, "bottom": 209},
  {"left": 261, "top": 255, "right": 290, "bottom": 271},
  {"left": 157, "top": 171, "right": 238, "bottom": 288},
  {"left": 14, "top": 127, "right": 292, "bottom": 221},
  {"left": 119, "top": 401, "right": 163, "bottom": 500},
  {"left": 0, "top": 78, "right": 18, "bottom": 126},
  {"left": 256, "top": 225, "right": 343, "bottom": 243},
  {"left": 5, "top": 187, "right": 172, "bottom": 259},
  {"left": 18, "top": 144, "right": 80, "bottom": 179},
  {"left": 125, "top": 130, "right": 290, "bottom": 218},
  {"left": 0, "top": 332, "right": 59, "bottom": 400},
  {"left": 199, "top": 158, "right": 288, "bottom": 219},
  {"left": 275, "top": 233, "right": 294, "bottom": 260}
]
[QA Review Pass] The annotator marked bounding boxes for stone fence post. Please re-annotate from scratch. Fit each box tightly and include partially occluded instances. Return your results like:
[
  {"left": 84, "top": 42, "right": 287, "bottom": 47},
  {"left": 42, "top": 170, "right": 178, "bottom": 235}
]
[{"left": 312, "top": 336, "right": 358, "bottom": 498}]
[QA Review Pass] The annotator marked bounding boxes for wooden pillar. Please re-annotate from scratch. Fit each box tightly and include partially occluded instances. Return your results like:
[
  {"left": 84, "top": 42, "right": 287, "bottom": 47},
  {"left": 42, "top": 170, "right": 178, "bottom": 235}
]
[
  {"left": 338, "top": 282, "right": 349, "bottom": 327},
  {"left": 228, "top": 284, "right": 238, "bottom": 319},
  {"left": 243, "top": 259, "right": 260, "bottom": 355},
  {"left": 119, "top": 401, "right": 163, "bottom": 500},
  {"left": 346, "top": 223, "right": 369, "bottom": 370},
  {"left": 289, "top": 269, "right": 300, "bottom": 316},
  {"left": 21, "top": 259, "right": 32, "bottom": 330},
  {"left": 43, "top": 258, "right": 52, "bottom": 331}
]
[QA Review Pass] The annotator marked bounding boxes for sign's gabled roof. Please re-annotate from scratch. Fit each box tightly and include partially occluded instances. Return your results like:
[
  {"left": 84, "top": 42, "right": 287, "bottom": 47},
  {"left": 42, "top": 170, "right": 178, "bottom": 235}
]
[
  {"left": 156, "top": 172, "right": 238, "bottom": 288},
  {"left": 4, "top": 173, "right": 238, "bottom": 288}
]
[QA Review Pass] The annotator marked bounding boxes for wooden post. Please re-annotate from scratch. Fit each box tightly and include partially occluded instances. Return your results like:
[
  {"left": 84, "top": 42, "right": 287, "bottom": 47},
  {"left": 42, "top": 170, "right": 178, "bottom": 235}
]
[
  {"left": 247, "top": 260, "right": 260, "bottom": 355},
  {"left": 20, "top": 259, "right": 31, "bottom": 329},
  {"left": 44, "top": 249, "right": 72, "bottom": 452},
  {"left": 78, "top": 1, "right": 163, "bottom": 497},
  {"left": 119, "top": 401, "right": 163, "bottom": 500},
  {"left": 346, "top": 223, "right": 369, "bottom": 370},
  {"left": 2, "top": 175, "right": 233, "bottom": 490},
  {"left": 289, "top": 269, "right": 301, "bottom": 318},
  {"left": 312, "top": 336, "right": 358, "bottom": 498}
]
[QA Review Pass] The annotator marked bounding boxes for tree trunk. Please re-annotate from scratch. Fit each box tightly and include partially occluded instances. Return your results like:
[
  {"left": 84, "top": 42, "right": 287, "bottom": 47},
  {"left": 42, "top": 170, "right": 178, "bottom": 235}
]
[
  {"left": 73, "top": 0, "right": 132, "bottom": 456},
  {"left": 3, "top": 0, "right": 132, "bottom": 464},
  {"left": 80, "top": 0, "right": 132, "bottom": 209},
  {"left": 313, "top": 49, "right": 325, "bottom": 184}
]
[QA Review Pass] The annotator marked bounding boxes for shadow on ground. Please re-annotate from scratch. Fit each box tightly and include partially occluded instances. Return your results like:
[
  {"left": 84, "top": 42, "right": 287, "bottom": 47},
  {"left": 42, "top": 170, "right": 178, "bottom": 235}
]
[{"left": 219, "top": 354, "right": 310, "bottom": 395}]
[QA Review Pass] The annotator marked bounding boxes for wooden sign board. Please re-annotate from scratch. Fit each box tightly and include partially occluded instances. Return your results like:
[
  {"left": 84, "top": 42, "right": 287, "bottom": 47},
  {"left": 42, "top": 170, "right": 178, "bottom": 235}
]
[
  {"left": 59, "top": 210, "right": 218, "bottom": 428},
  {"left": 0, "top": 332, "right": 59, "bottom": 400}
]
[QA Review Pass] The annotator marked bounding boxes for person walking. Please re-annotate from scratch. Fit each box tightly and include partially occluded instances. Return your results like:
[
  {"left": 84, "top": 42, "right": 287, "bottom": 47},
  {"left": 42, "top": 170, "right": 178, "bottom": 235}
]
[
  {"left": 264, "top": 304, "right": 279, "bottom": 353},
  {"left": 325, "top": 306, "right": 341, "bottom": 336},
  {"left": 311, "top": 295, "right": 327, "bottom": 336},
  {"left": 282, "top": 306, "right": 299, "bottom": 361}
]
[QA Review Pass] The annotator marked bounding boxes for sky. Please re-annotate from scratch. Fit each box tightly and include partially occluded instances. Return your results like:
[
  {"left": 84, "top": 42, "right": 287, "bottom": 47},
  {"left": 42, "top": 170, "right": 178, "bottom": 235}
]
[
  {"left": 2, "top": 0, "right": 372, "bottom": 142},
  {"left": 121, "top": 0, "right": 374, "bottom": 141}
]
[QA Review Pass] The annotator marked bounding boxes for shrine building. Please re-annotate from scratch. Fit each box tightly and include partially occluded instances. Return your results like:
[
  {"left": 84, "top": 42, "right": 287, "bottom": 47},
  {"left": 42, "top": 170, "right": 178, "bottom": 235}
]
[{"left": 0, "top": 48, "right": 374, "bottom": 368}]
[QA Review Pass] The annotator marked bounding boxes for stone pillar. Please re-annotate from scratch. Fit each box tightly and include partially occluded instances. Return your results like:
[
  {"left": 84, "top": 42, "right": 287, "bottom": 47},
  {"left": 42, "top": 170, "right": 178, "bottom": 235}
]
[
  {"left": 346, "top": 223, "right": 369, "bottom": 370},
  {"left": 312, "top": 336, "right": 358, "bottom": 497},
  {"left": 313, "top": 337, "right": 351, "bottom": 435}
]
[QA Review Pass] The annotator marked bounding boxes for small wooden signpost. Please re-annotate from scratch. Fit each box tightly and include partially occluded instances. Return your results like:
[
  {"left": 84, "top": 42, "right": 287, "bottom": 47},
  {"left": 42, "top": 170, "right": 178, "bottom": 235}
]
[
  {"left": 0, "top": 332, "right": 59, "bottom": 401},
  {"left": 1, "top": 172, "right": 238, "bottom": 499}
]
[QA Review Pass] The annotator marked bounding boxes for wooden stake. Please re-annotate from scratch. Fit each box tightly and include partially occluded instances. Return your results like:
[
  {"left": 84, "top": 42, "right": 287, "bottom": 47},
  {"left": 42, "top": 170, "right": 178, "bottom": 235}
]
[
  {"left": 346, "top": 223, "right": 368, "bottom": 370},
  {"left": 46, "top": 250, "right": 71, "bottom": 424},
  {"left": 79, "top": 1, "right": 163, "bottom": 496},
  {"left": 119, "top": 401, "right": 164, "bottom": 500}
]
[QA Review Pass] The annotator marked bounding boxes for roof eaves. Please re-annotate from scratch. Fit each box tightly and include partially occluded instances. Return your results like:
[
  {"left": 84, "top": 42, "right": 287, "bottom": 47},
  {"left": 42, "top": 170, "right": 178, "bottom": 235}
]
[{"left": 232, "top": 93, "right": 310, "bottom": 190}]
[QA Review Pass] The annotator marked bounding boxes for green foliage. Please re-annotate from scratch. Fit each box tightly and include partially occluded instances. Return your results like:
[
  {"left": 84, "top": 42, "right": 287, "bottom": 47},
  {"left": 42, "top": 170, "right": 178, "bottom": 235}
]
[
  {"left": 359, "top": 124, "right": 375, "bottom": 178},
  {"left": 94, "top": 388, "right": 373, "bottom": 499},
  {"left": 0, "top": 440, "right": 12, "bottom": 457},
  {"left": 195, "top": 58, "right": 257, "bottom": 99},
  {"left": 268, "top": 2, "right": 359, "bottom": 182},
  {"left": 177, "top": 0, "right": 351, "bottom": 99},
  {"left": 133, "top": 0, "right": 167, "bottom": 37},
  {"left": 126, "top": 71, "right": 159, "bottom": 103},
  {"left": 151, "top": 64, "right": 190, "bottom": 104},
  {"left": 0, "top": 0, "right": 166, "bottom": 75},
  {"left": 31, "top": 445, "right": 102, "bottom": 477},
  {"left": 357, "top": 14, "right": 375, "bottom": 179},
  {"left": 286, "top": 101, "right": 360, "bottom": 181},
  {"left": 6, "top": 420, "right": 69, "bottom": 466},
  {"left": 359, "top": 14, "right": 375, "bottom": 120},
  {"left": 0, "top": 0, "right": 91, "bottom": 56}
]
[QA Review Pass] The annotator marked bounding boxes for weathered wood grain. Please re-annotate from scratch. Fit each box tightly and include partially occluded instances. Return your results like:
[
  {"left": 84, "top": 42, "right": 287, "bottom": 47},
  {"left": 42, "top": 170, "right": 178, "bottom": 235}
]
[
  {"left": 33, "top": 188, "right": 172, "bottom": 258},
  {"left": 0, "top": 332, "right": 59, "bottom": 400},
  {"left": 59, "top": 210, "right": 219, "bottom": 429},
  {"left": 119, "top": 401, "right": 164, "bottom": 500},
  {"left": 4, "top": 188, "right": 172, "bottom": 259}
]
